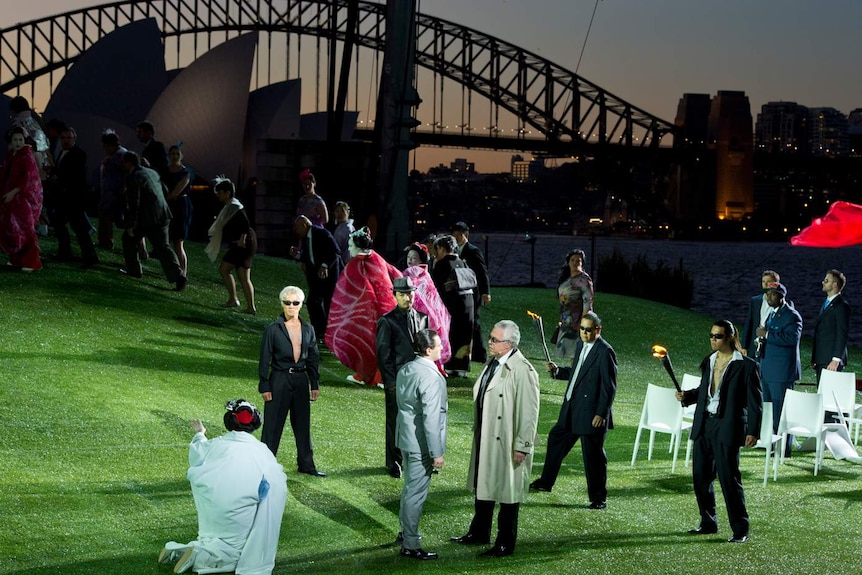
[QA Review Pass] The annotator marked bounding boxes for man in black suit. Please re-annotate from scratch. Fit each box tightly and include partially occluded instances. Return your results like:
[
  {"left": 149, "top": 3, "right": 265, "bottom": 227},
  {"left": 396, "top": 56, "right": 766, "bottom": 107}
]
[
  {"left": 291, "top": 215, "right": 342, "bottom": 340},
  {"left": 136, "top": 120, "right": 168, "bottom": 177},
  {"left": 812, "top": 269, "right": 851, "bottom": 383},
  {"left": 377, "top": 277, "right": 430, "bottom": 478},
  {"left": 452, "top": 221, "right": 491, "bottom": 363},
  {"left": 51, "top": 127, "right": 99, "bottom": 267},
  {"left": 529, "top": 311, "right": 617, "bottom": 509},
  {"left": 120, "top": 152, "right": 187, "bottom": 290},
  {"left": 677, "top": 319, "right": 762, "bottom": 544},
  {"left": 741, "top": 270, "right": 780, "bottom": 360}
]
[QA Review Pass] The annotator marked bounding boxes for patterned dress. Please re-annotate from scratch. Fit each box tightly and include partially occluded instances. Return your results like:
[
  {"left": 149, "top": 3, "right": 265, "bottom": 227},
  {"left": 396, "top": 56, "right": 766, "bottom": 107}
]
[
  {"left": 555, "top": 271, "right": 594, "bottom": 359},
  {"left": 0, "top": 146, "right": 43, "bottom": 269}
]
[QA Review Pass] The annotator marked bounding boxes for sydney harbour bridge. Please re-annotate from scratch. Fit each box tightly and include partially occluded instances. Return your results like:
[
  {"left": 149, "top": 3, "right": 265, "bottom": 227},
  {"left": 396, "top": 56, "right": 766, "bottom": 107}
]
[{"left": 0, "top": 0, "right": 676, "bottom": 255}]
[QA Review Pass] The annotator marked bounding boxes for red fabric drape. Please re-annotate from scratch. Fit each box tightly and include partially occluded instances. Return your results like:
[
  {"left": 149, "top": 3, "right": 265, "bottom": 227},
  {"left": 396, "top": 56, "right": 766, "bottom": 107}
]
[{"left": 790, "top": 201, "right": 862, "bottom": 248}]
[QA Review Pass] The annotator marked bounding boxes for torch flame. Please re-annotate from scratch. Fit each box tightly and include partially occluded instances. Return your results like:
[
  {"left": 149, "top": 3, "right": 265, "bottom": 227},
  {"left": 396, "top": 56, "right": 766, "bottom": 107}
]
[
  {"left": 526, "top": 310, "right": 540, "bottom": 320},
  {"left": 651, "top": 344, "right": 668, "bottom": 359}
]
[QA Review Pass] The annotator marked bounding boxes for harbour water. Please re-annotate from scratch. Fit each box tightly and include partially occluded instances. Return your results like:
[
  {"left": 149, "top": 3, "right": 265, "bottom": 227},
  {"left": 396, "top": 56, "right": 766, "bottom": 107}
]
[{"left": 480, "top": 233, "right": 862, "bottom": 348}]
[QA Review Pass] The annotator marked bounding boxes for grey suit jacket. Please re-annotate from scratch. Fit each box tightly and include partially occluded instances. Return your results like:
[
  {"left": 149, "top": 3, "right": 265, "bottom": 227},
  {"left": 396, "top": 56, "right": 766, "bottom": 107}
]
[
  {"left": 125, "top": 165, "right": 172, "bottom": 231},
  {"left": 395, "top": 356, "right": 447, "bottom": 457}
]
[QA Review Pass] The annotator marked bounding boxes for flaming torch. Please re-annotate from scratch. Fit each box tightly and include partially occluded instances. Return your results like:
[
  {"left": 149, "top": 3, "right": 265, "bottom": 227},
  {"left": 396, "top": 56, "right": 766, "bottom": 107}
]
[
  {"left": 651, "top": 344, "right": 683, "bottom": 397},
  {"left": 527, "top": 310, "right": 552, "bottom": 363}
]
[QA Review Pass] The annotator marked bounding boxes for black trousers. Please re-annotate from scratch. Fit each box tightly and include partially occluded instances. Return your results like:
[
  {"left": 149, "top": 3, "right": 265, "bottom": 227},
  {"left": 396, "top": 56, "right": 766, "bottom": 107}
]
[
  {"left": 538, "top": 416, "right": 608, "bottom": 504},
  {"left": 121, "top": 223, "right": 182, "bottom": 282},
  {"left": 305, "top": 274, "right": 336, "bottom": 340},
  {"left": 384, "top": 388, "right": 402, "bottom": 468},
  {"left": 261, "top": 370, "right": 316, "bottom": 471},
  {"left": 53, "top": 204, "right": 98, "bottom": 263},
  {"left": 468, "top": 499, "right": 520, "bottom": 549},
  {"left": 692, "top": 417, "right": 749, "bottom": 537}
]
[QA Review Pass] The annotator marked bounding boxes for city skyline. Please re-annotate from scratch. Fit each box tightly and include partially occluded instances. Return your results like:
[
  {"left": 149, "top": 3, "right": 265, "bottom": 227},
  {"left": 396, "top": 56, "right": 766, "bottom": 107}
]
[{"left": 3, "top": 0, "right": 862, "bottom": 172}]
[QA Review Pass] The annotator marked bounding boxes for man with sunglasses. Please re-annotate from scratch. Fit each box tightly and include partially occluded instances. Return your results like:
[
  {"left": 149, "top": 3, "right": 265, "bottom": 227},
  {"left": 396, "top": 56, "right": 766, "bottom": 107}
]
[
  {"left": 529, "top": 312, "right": 617, "bottom": 511},
  {"left": 259, "top": 286, "right": 326, "bottom": 477},
  {"left": 676, "top": 320, "right": 762, "bottom": 543}
]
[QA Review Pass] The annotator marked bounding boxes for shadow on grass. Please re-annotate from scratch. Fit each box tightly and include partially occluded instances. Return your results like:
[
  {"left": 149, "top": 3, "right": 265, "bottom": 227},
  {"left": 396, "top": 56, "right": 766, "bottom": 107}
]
[{"left": 289, "top": 481, "right": 392, "bottom": 541}]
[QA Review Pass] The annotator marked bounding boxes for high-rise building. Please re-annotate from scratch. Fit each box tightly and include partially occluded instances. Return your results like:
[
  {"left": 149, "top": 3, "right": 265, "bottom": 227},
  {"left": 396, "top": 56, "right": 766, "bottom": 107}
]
[
  {"left": 708, "top": 90, "right": 753, "bottom": 221},
  {"left": 754, "top": 101, "right": 808, "bottom": 154},
  {"left": 808, "top": 107, "right": 849, "bottom": 157},
  {"left": 510, "top": 154, "right": 543, "bottom": 182},
  {"left": 449, "top": 157, "right": 475, "bottom": 174},
  {"left": 847, "top": 108, "right": 862, "bottom": 155}
]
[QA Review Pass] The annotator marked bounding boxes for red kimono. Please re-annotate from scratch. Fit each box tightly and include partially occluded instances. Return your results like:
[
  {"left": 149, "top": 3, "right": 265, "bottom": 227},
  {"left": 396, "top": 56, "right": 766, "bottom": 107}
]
[
  {"left": 325, "top": 250, "right": 402, "bottom": 385},
  {"left": 0, "top": 146, "right": 43, "bottom": 269}
]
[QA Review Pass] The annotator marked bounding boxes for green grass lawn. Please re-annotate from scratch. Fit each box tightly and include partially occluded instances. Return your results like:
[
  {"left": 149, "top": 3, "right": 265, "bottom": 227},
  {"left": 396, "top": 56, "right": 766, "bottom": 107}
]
[{"left": 1, "top": 236, "right": 861, "bottom": 574}]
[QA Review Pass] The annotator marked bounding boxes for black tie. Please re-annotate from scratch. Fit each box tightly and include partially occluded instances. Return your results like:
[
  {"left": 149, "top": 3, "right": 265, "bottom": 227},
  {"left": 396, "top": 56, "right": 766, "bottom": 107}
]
[{"left": 477, "top": 359, "right": 499, "bottom": 410}]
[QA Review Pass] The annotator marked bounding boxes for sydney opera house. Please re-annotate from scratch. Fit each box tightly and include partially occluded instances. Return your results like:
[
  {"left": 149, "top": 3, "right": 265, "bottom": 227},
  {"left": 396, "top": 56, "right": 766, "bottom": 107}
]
[{"left": 0, "top": 18, "right": 366, "bottom": 255}]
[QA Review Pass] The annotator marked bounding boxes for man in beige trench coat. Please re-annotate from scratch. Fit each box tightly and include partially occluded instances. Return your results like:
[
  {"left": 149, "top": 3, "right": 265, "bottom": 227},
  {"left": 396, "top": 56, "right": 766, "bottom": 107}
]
[{"left": 450, "top": 320, "right": 541, "bottom": 558}]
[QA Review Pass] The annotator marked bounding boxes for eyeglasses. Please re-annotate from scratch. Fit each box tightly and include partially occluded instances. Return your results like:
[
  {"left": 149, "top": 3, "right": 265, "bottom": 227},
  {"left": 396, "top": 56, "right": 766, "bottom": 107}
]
[
  {"left": 708, "top": 333, "right": 725, "bottom": 340},
  {"left": 282, "top": 300, "right": 303, "bottom": 306},
  {"left": 489, "top": 337, "right": 510, "bottom": 344},
  {"left": 579, "top": 326, "right": 596, "bottom": 333}
]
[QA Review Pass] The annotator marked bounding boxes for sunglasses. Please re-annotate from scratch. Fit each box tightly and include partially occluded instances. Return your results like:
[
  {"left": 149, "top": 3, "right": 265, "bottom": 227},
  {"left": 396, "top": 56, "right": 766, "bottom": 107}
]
[
  {"left": 579, "top": 326, "right": 596, "bottom": 333},
  {"left": 708, "top": 333, "right": 725, "bottom": 340},
  {"left": 282, "top": 300, "right": 303, "bottom": 306}
]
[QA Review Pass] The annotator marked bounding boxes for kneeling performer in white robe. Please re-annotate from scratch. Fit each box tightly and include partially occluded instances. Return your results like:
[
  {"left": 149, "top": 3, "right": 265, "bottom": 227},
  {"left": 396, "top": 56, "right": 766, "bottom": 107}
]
[{"left": 160, "top": 399, "right": 288, "bottom": 574}]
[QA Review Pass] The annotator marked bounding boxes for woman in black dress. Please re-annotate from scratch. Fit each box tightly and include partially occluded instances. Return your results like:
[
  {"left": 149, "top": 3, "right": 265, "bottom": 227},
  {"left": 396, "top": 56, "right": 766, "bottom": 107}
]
[
  {"left": 164, "top": 144, "right": 193, "bottom": 276},
  {"left": 206, "top": 177, "right": 257, "bottom": 314},
  {"left": 431, "top": 234, "right": 474, "bottom": 376}
]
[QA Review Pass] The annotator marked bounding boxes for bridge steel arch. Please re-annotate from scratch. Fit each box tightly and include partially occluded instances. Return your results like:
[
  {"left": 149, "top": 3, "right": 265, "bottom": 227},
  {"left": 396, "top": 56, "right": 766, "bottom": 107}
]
[{"left": 0, "top": 0, "right": 674, "bottom": 151}]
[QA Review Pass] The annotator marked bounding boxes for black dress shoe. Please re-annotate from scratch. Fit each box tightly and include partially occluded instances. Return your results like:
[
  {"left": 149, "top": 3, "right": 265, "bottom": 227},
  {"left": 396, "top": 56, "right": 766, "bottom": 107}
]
[
  {"left": 687, "top": 525, "right": 718, "bottom": 535},
  {"left": 450, "top": 533, "right": 490, "bottom": 545},
  {"left": 119, "top": 268, "right": 142, "bottom": 278},
  {"left": 388, "top": 463, "right": 402, "bottom": 478},
  {"left": 480, "top": 545, "right": 513, "bottom": 558},
  {"left": 728, "top": 534, "right": 748, "bottom": 543},
  {"left": 588, "top": 501, "right": 607, "bottom": 510},
  {"left": 400, "top": 547, "right": 438, "bottom": 560},
  {"left": 299, "top": 469, "right": 327, "bottom": 477},
  {"left": 529, "top": 480, "right": 552, "bottom": 492},
  {"left": 174, "top": 275, "right": 188, "bottom": 292}
]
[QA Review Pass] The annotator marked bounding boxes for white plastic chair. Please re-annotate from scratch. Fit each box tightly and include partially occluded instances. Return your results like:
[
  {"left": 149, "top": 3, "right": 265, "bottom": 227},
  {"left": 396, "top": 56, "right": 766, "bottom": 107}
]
[
  {"left": 818, "top": 371, "right": 859, "bottom": 442},
  {"left": 777, "top": 389, "right": 826, "bottom": 475},
  {"left": 630, "top": 383, "right": 692, "bottom": 473},
  {"left": 752, "top": 402, "right": 782, "bottom": 486},
  {"left": 680, "top": 373, "right": 701, "bottom": 468}
]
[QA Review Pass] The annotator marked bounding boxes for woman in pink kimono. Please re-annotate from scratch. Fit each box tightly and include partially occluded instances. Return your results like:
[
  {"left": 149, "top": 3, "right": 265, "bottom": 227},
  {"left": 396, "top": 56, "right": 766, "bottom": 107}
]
[
  {"left": 402, "top": 242, "right": 452, "bottom": 366},
  {"left": 159, "top": 399, "right": 287, "bottom": 575},
  {"left": 0, "top": 127, "right": 44, "bottom": 271},
  {"left": 325, "top": 227, "right": 402, "bottom": 386}
]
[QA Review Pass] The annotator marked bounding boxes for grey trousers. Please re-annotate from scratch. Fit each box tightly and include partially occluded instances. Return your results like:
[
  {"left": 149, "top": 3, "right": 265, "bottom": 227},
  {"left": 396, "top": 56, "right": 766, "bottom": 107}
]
[{"left": 399, "top": 451, "right": 434, "bottom": 550}]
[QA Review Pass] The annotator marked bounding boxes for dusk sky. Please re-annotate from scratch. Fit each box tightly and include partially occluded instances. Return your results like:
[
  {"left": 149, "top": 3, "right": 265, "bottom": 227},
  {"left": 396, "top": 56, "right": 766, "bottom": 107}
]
[{"left": 3, "top": 0, "right": 861, "bottom": 172}]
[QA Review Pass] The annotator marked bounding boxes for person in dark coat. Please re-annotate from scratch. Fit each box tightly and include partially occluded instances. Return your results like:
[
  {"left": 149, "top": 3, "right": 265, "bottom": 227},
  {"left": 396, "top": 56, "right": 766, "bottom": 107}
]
[
  {"left": 677, "top": 319, "right": 762, "bottom": 544},
  {"left": 452, "top": 221, "right": 491, "bottom": 363},
  {"left": 812, "top": 269, "right": 851, "bottom": 382},
  {"left": 290, "top": 215, "right": 342, "bottom": 341},
  {"left": 50, "top": 127, "right": 98, "bottom": 267},
  {"left": 431, "top": 234, "right": 474, "bottom": 376},
  {"left": 530, "top": 311, "right": 616, "bottom": 509}
]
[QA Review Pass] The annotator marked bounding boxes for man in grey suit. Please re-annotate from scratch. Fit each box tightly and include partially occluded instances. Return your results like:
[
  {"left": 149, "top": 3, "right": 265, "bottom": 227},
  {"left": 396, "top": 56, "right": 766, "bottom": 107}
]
[
  {"left": 377, "top": 277, "right": 430, "bottom": 478},
  {"left": 812, "top": 269, "right": 851, "bottom": 382},
  {"left": 396, "top": 329, "right": 447, "bottom": 560},
  {"left": 120, "top": 151, "right": 187, "bottom": 290}
]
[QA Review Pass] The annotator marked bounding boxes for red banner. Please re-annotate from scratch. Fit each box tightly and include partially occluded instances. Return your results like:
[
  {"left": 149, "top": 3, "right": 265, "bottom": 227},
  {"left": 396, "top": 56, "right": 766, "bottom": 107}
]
[{"left": 790, "top": 201, "right": 862, "bottom": 247}]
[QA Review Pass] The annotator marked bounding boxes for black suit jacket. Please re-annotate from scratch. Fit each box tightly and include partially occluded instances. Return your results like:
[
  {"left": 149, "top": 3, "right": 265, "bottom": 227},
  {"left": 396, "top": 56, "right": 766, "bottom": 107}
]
[
  {"left": 299, "top": 224, "right": 342, "bottom": 284},
  {"left": 53, "top": 146, "right": 88, "bottom": 208},
  {"left": 554, "top": 337, "right": 617, "bottom": 435},
  {"left": 377, "top": 306, "right": 429, "bottom": 390},
  {"left": 682, "top": 353, "right": 762, "bottom": 447},
  {"left": 812, "top": 293, "right": 851, "bottom": 368},
  {"left": 741, "top": 294, "right": 764, "bottom": 356},
  {"left": 459, "top": 241, "right": 490, "bottom": 298},
  {"left": 141, "top": 138, "right": 168, "bottom": 176}
]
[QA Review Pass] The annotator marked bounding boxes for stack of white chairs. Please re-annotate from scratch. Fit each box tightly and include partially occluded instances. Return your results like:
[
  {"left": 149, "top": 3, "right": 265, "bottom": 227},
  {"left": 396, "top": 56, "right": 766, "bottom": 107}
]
[
  {"left": 817, "top": 371, "right": 859, "bottom": 442},
  {"left": 631, "top": 383, "right": 692, "bottom": 473}
]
